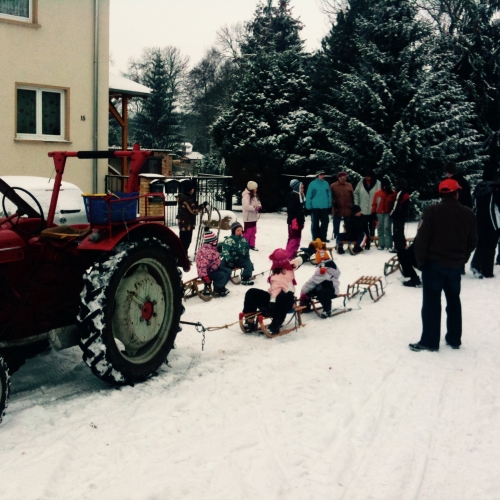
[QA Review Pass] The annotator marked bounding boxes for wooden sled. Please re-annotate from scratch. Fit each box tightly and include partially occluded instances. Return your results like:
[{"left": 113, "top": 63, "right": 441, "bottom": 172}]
[
  {"left": 230, "top": 267, "right": 242, "bottom": 284},
  {"left": 384, "top": 255, "right": 400, "bottom": 276},
  {"left": 238, "top": 305, "right": 307, "bottom": 338},
  {"left": 310, "top": 293, "right": 352, "bottom": 317},
  {"left": 183, "top": 278, "right": 213, "bottom": 302},
  {"left": 347, "top": 276, "right": 385, "bottom": 302}
]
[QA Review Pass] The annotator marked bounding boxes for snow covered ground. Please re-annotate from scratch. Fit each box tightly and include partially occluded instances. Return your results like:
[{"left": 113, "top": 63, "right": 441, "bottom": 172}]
[{"left": 1, "top": 213, "right": 499, "bottom": 500}]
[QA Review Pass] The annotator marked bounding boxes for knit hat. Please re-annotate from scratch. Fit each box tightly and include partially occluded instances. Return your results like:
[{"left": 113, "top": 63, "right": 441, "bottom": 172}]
[
  {"left": 247, "top": 181, "right": 258, "bottom": 190},
  {"left": 269, "top": 248, "right": 293, "bottom": 271},
  {"left": 310, "top": 238, "right": 326, "bottom": 251},
  {"left": 337, "top": 171, "right": 347, "bottom": 178},
  {"left": 231, "top": 221, "right": 243, "bottom": 234},
  {"left": 290, "top": 178, "right": 301, "bottom": 193},
  {"left": 351, "top": 204, "right": 362, "bottom": 215},
  {"left": 438, "top": 179, "right": 461, "bottom": 193},
  {"left": 203, "top": 226, "right": 217, "bottom": 244}
]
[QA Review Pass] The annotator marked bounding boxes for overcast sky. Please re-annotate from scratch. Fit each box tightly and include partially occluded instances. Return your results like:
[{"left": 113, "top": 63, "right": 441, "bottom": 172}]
[{"left": 109, "top": 0, "right": 331, "bottom": 73}]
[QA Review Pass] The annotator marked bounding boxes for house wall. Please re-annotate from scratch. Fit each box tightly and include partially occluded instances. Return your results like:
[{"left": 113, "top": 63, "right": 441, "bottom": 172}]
[{"left": 0, "top": 0, "right": 109, "bottom": 193}]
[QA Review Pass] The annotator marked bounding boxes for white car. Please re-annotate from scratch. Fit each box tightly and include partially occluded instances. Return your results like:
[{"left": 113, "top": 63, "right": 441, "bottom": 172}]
[{"left": 0, "top": 176, "right": 88, "bottom": 225}]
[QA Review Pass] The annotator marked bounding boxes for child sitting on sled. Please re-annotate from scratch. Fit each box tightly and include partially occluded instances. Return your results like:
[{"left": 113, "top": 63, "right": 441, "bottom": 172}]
[
  {"left": 219, "top": 222, "right": 255, "bottom": 286},
  {"left": 299, "top": 243, "right": 341, "bottom": 318},
  {"left": 241, "top": 248, "right": 310, "bottom": 334},
  {"left": 336, "top": 204, "right": 368, "bottom": 255},
  {"left": 195, "top": 227, "right": 231, "bottom": 297}
]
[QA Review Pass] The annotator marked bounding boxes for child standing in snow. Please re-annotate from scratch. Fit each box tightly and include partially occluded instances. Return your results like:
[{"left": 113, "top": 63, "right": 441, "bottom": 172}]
[
  {"left": 299, "top": 246, "right": 341, "bottom": 318},
  {"left": 242, "top": 248, "right": 308, "bottom": 334},
  {"left": 195, "top": 227, "right": 231, "bottom": 297}
]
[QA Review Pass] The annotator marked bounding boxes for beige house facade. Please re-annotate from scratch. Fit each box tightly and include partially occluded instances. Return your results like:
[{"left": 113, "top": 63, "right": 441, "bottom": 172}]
[{"left": 0, "top": 0, "right": 109, "bottom": 193}]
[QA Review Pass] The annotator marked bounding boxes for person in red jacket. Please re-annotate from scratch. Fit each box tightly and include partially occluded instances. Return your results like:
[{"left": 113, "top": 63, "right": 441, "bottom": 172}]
[{"left": 371, "top": 178, "right": 396, "bottom": 250}]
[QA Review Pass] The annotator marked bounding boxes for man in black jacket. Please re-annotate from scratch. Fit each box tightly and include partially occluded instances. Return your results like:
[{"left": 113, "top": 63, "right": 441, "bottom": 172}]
[{"left": 410, "top": 179, "right": 477, "bottom": 352}]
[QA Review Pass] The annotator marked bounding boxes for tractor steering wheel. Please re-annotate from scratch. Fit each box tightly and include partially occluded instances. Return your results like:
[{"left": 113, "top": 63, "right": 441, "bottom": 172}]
[{"left": 1, "top": 186, "right": 45, "bottom": 235}]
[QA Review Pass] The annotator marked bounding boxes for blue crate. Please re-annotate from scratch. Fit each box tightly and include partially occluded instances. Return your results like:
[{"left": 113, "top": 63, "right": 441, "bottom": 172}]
[{"left": 83, "top": 192, "right": 138, "bottom": 225}]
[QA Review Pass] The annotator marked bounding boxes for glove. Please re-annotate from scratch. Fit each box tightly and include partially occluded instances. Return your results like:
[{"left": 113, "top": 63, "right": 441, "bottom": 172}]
[
  {"left": 202, "top": 276, "right": 211, "bottom": 284},
  {"left": 256, "top": 206, "right": 262, "bottom": 212},
  {"left": 291, "top": 218, "right": 299, "bottom": 230}
]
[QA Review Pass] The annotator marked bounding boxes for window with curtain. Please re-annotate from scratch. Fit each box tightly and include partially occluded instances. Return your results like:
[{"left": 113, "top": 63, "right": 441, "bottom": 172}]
[
  {"left": 17, "top": 86, "right": 66, "bottom": 140},
  {"left": 0, "top": 0, "right": 32, "bottom": 21}
]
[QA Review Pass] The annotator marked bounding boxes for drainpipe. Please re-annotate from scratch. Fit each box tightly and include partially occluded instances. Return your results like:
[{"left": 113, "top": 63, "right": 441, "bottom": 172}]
[{"left": 93, "top": 0, "right": 100, "bottom": 193}]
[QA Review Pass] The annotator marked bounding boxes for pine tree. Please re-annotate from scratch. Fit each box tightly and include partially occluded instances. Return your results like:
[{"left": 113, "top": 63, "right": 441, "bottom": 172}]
[
  {"left": 212, "top": 0, "right": 322, "bottom": 209},
  {"left": 311, "top": 0, "right": 484, "bottom": 197},
  {"left": 126, "top": 47, "right": 188, "bottom": 150}
]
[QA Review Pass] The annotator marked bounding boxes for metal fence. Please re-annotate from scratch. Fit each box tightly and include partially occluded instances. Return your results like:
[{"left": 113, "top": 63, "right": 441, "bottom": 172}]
[{"left": 105, "top": 174, "right": 233, "bottom": 227}]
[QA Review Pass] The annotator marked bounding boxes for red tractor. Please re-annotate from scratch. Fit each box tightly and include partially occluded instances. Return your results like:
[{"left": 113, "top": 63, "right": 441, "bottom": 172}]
[{"left": 0, "top": 146, "right": 190, "bottom": 423}]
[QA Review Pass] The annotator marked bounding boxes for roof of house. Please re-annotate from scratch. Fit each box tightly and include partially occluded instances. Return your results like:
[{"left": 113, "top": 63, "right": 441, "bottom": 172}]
[
  {"left": 109, "top": 71, "right": 152, "bottom": 98},
  {"left": 185, "top": 152, "right": 204, "bottom": 160}
]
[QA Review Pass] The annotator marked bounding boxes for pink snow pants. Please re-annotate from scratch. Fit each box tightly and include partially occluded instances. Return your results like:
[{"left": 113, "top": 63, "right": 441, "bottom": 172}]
[
  {"left": 243, "top": 222, "right": 257, "bottom": 247},
  {"left": 286, "top": 224, "right": 303, "bottom": 259}
]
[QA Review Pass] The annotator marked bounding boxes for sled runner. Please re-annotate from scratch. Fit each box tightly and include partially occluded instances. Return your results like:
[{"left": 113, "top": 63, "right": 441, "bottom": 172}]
[
  {"left": 183, "top": 278, "right": 213, "bottom": 301},
  {"left": 310, "top": 293, "right": 352, "bottom": 317},
  {"left": 347, "top": 276, "right": 385, "bottom": 302},
  {"left": 384, "top": 255, "right": 400, "bottom": 276},
  {"left": 238, "top": 305, "right": 307, "bottom": 338}
]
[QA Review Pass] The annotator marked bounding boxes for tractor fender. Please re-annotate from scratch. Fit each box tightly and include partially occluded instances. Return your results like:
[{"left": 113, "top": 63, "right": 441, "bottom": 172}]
[
  {"left": 0, "top": 229, "right": 25, "bottom": 263},
  {"left": 77, "top": 224, "right": 190, "bottom": 271}
]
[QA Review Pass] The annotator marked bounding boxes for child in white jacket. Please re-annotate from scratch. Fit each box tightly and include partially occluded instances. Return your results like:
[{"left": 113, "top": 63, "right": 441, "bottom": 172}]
[{"left": 299, "top": 248, "right": 341, "bottom": 318}]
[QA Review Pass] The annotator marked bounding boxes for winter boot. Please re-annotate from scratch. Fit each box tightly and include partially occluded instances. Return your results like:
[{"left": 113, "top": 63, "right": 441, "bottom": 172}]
[
  {"left": 214, "top": 287, "right": 230, "bottom": 297},
  {"left": 403, "top": 276, "right": 421, "bottom": 287},
  {"left": 268, "top": 322, "right": 281, "bottom": 334},
  {"left": 244, "top": 317, "right": 258, "bottom": 332},
  {"left": 201, "top": 284, "right": 212, "bottom": 297},
  {"left": 337, "top": 245, "right": 345, "bottom": 255},
  {"left": 320, "top": 309, "right": 332, "bottom": 319},
  {"left": 349, "top": 244, "right": 363, "bottom": 255},
  {"left": 471, "top": 267, "right": 484, "bottom": 279},
  {"left": 241, "top": 279, "right": 255, "bottom": 286}
]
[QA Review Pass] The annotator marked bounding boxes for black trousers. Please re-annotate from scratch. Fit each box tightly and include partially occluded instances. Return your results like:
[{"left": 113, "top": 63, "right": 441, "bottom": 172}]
[
  {"left": 392, "top": 219, "right": 406, "bottom": 250},
  {"left": 309, "top": 283, "right": 337, "bottom": 312},
  {"left": 243, "top": 289, "right": 295, "bottom": 328},
  {"left": 471, "top": 228, "right": 499, "bottom": 277},
  {"left": 397, "top": 244, "right": 419, "bottom": 280},
  {"left": 179, "top": 230, "right": 193, "bottom": 254},
  {"left": 311, "top": 209, "right": 330, "bottom": 241}
]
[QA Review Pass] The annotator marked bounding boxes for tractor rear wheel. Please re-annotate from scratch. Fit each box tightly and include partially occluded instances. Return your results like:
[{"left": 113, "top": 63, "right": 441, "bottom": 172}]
[
  {"left": 78, "top": 238, "right": 183, "bottom": 385},
  {"left": 0, "top": 356, "right": 10, "bottom": 424}
]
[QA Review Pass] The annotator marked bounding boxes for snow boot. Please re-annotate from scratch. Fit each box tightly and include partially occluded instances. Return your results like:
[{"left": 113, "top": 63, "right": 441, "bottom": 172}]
[
  {"left": 201, "top": 284, "right": 212, "bottom": 297},
  {"left": 244, "top": 318, "right": 258, "bottom": 332},
  {"left": 471, "top": 267, "right": 484, "bottom": 279},
  {"left": 403, "top": 276, "right": 421, "bottom": 287},
  {"left": 241, "top": 279, "right": 255, "bottom": 286},
  {"left": 320, "top": 309, "right": 332, "bottom": 319},
  {"left": 409, "top": 342, "right": 438, "bottom": 352},
  {"left": 214, "top": 287, "right": 230, "bottom": 297},
  {"left": 268, "top": 323, "right": 281, "bottom": 334},
  {"left": 337, "top": 245, "right": 345, "bottom": 255}
]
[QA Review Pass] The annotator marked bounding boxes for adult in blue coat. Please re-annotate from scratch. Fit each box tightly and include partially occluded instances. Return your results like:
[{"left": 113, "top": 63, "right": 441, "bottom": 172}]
[{"left": 305, "top": 170, "right": 332, "bottom": 242}]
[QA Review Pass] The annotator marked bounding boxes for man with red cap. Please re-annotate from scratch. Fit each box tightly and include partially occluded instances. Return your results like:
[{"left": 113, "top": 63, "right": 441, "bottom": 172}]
[{"left": 410, "top": 179, "right": 477, "bottom": 352}]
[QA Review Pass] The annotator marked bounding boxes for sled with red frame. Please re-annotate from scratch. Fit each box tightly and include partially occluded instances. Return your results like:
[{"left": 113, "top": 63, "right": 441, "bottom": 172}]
[{"left": 238, "top": 304, "right": 307, "bottom": 338}]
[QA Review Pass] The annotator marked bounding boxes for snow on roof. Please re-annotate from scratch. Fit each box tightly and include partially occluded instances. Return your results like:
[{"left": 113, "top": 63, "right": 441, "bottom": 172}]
[
  {"left": 185, "top": 152, "right": 204, "bottom": 160},
  {"left": 109, "top": 71, "right": 152, "bottom": 98}
]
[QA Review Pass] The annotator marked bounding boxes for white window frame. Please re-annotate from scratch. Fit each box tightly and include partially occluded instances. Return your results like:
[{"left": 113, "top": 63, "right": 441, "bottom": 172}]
[
  {"left": 0, "top": 0, "right": 33, "bottom": 23},
  {"left": 16, "top": 85, "right": 67, "bottom": 142}
]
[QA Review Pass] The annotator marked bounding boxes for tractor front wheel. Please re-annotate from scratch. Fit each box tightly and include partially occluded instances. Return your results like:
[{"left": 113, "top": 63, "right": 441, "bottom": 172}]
[
  {"left": 78, "top": 238, "right": 182, "bottom": 385},
  {"left": 0, "top": 356, "right": 10, "bottom": 424}
]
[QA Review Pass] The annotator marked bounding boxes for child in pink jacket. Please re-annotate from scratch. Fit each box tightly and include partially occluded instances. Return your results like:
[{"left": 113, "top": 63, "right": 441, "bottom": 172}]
[{"left": 241, "top": 248, "right": 305, "bottom": 334}]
